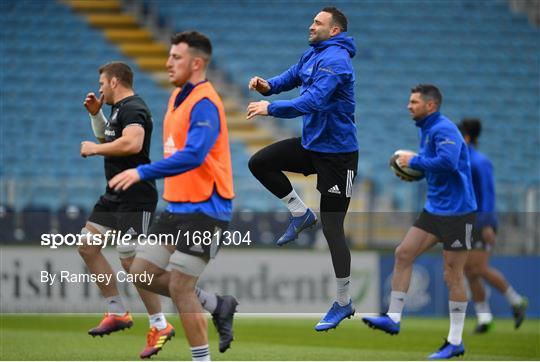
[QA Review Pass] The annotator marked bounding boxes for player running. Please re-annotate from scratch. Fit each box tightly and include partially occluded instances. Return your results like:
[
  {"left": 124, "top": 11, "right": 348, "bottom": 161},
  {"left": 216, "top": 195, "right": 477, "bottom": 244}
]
[
  {"left": 109, "top": 31, "right": 236, "bottom": 361},
  {"left": 459, "top": 118, "right": 528, "bottom": 333},
  {"left": 362, "top": 85, "right": 476, "bottom": 359},
  {"left": 246, "top": 6, "right": 358, "bottom": 332},
  {"left": 79, "top": 61, "right": 174, "bottom": 358},
  {"left": 80, "top": 61, "right": 235, "bottom": 359}
]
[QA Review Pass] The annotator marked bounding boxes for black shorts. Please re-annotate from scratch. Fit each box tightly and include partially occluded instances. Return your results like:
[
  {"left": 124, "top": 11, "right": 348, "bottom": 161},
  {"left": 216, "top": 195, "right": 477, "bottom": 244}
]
[
  {"left": 88, "top": 195, "right": 155, "bottom": 236},
  {"left": 471, "top": 238, "right": 490, "bottom": 251},
  {"left": 310, "top": 149, "right": 358, "bottom": 198},
  {"left": 413, "top": 210, "right": 475, "bottom": 251},
  {"left": 148, "top": 211, "right": 229, "bottom": 259},
  {"left": 471, "top": 225, "right": 497, "bottom": 251},
  {"left": 283, "top": 138, "right": 358, "bottom": 198}
]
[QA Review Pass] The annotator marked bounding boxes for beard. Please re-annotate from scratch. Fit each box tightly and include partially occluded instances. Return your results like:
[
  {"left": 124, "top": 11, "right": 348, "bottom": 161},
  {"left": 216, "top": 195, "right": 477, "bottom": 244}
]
[{"left": 309, "top": 30, "right": 330, "bottom": 43}]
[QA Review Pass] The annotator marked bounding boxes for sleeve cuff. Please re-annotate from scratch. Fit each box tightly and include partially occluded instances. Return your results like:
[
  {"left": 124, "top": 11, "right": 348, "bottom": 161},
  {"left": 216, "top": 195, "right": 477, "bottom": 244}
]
[
  {"left": 136, "top": 165, "right": 147, "bottom": 181},
  {"left": 267, "top": 102, "right": 276, "bottom": 116},
  {"left": 262, "top": 79, "right": 276, "bottom": 96},
  {"left": 409, "top": 156, "right": 421, "bottom": 170}
]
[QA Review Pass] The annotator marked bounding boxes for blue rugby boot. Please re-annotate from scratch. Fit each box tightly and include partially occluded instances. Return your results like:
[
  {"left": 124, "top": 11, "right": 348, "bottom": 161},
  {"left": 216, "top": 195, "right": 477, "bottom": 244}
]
[
  {"left": 362, "top": 314, "right": 400, "bottom": 335},
  {"left": 276, "top": 209, "right": 317, "bottom": 246},
  {"left": 314, "top": 300, "right": 355, "bottom": 332},
  {"left": 428, "top": 339, "right": 465, "bottom": 360}
]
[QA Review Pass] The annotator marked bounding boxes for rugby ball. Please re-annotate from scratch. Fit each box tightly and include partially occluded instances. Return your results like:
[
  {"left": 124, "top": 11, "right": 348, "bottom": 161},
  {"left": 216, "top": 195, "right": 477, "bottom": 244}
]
[{"left": 389, "top": 149, "right": 424, "bottom": 181}]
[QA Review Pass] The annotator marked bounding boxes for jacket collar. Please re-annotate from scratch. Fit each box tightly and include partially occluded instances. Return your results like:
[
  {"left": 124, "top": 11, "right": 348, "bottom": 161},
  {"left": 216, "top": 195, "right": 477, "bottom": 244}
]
[
  {"left": 310, "top": 32, "right": 356, "bottom": 58},
  {"left": 174, "top": 80, "right": 208, "bottom": 109},
  {"left": 415, "top": 111, "right": 440, "bottom": 129}
]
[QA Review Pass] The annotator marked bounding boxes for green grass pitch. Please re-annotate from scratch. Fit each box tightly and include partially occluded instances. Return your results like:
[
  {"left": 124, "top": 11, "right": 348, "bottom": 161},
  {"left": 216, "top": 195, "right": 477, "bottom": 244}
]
[{"left": 1, "top": 314, "right": 538, "bottom": 360}]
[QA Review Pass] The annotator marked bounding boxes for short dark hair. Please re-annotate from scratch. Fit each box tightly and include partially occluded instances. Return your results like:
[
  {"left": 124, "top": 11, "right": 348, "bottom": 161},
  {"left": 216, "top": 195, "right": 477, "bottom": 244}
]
[
  {"left": 171, "top": 31, "right": 212, "bottom": 60},
  {"left": 99, "top": 61, "right": 133, "bottom": 88},
  {"left": 459, "top": 118, "right": 482, "bottom": 144},
  {"left": 322, "top": 6, "right": 348, "bottom": 32},
  {"left": 411, "top": 84, "right": 443, "bottom": 108}
]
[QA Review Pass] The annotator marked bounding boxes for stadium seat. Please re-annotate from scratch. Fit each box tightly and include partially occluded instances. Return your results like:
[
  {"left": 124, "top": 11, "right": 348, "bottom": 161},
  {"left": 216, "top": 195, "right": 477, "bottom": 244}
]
[
  {"left": 20, "top": 204, "right": 52, "bottom": 244},
  {"left": 57, "top": 205, "right": 88, "bottom": 236},
  {"left": 0, "top": 204, "right": 16, "bottom": 243}
]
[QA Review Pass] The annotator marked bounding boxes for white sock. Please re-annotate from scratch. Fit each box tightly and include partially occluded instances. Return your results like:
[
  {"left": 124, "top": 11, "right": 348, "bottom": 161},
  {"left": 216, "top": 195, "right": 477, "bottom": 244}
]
[
  {"left": 191, "top": 344, "right": 210, "bottom": 361},
  {"left": 280, "top": 189, "right": 308, "bottom": 217},
  {"left": 105, "top": 295, "right": 126, "bottom": 315},
  {"left": 474, "top": 301, "right": 493, "bottom": 324},
  {"left": 336, "top": 277, "right": 351, "bottom": 306},
  {"left": 448, "top": 301, "right": 467, "bottom": 345},
  {"left": 504, "top": 286, "right": 523, "bottom": 306},
  {"left": 196, "top": 287, "right": 218, "bottom": 314},
  {"left": 149, "top": 312, "right": 167, "bottom": 330},
  {"left": 388, "top": 291, "right": 406, "bottom": 323}
]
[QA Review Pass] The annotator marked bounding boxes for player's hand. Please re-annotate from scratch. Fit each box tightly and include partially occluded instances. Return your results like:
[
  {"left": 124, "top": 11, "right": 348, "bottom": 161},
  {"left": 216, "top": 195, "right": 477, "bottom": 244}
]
[
  {"left": 108, "top": 168, "right": 141, "bottom": 192},
  {"left": 397, "top": 153, "right": 414, "bottom": 168},
  {"left": 80, "top": 141, "right": 99, "bottom": 157},
  {"left": 83, "top": 92, "right": 104, "bottom": 115},
  {"left": 482, "top": 226, "right": 496, "bottom": 245},
  {"left": 246, "top": 100, "right": 270, "bottom": 120},
  {"left": 248, "top": 76, "right": 271, "bottom": 94}
]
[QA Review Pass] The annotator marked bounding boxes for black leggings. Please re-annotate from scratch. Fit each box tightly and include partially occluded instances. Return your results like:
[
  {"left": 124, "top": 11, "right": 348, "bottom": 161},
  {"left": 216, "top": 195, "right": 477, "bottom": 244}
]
[{"left": 248, "top": 138, "right": 352, "bottom": 278}]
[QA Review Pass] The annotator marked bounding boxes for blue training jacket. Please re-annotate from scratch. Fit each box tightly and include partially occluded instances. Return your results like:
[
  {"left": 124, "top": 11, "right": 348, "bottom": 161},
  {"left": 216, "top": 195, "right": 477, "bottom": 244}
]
[
  {"left": 468, "top": 144, "right": 498, "bottom": 228},
  {"left": 409, "top": 112, "right": 477, "bottom": 215},
  {"left": 265, "top": 32, "right": 358, "bottom": 153}
]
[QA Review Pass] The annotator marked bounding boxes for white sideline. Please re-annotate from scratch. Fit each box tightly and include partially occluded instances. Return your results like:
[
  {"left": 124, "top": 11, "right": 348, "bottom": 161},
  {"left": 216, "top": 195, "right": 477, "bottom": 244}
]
[{"left": 1, "top": 312, "right": 377, "bottom": 319}]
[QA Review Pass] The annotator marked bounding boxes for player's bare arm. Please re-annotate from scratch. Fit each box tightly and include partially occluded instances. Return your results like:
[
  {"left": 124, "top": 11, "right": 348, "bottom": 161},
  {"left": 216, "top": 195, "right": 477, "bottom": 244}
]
[
  {"left": 246, "top": 100, "right": 270, "bottom": 120},
  {"left": 80, "top": 125, "right": 144, "bottom": 157},
  {"left": 248, "top": 76, "right": 271, "bottom": 94}
]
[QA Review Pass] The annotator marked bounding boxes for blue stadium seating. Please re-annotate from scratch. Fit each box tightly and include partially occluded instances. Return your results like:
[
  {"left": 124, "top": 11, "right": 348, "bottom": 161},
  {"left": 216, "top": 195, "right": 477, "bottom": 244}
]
[
  {"left": 1, "top": 0, "right": 538, "bottom": 215},
  {"left": 0, "top": 1, "right": 166, "bottom": 210},
  {"left": 0, "top": 205, "right": 16, "bottom": 242},
  {"left": 0, "top": 1, "right": 260, "bottom": 212},
  {"left": 149, "top": 0, "right": 540, "bottom": 210}
]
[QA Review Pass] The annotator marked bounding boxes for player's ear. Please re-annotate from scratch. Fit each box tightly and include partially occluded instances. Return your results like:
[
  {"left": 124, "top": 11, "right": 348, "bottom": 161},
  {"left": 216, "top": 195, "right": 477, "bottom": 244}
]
[
  {"left": 110, "top": 76, "right": 118, "bottom": 89},
  {"left": 330, "top": 25, "right": 340, "bottom": 36},
  {"left": 193, "top": 57, "right": 204, "bottom": 71}
]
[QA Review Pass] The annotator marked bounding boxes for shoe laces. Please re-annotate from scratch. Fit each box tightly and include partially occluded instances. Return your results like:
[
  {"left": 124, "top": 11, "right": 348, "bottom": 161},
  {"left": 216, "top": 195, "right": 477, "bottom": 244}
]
[
  {"left": 287, "top": 215, "right": 297, "bottom": 226},
  {"left": 285, "top": 217, "right": 299, "bottom": 232},
  {"left": 146, "top": 327, "right": 159, "bottom": 346}
]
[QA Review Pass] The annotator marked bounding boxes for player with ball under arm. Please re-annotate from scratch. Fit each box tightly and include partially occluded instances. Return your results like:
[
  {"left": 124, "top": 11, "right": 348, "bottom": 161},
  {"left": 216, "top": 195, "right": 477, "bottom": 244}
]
[{"left": 363, "top": 84, "right": 477, "bottom": 360}]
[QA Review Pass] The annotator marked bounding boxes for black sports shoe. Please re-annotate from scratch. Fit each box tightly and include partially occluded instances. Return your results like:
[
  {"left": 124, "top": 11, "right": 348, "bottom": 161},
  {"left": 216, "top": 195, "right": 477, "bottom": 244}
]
[
  {"left": 512, "top": 297, "right": 528, "bottom": 329},
  {"left": 473, "top": 321, "right": 493, "bottom": 334},
  {"left": 212, "top": 295, "right": 238, "bottom": 353}
]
